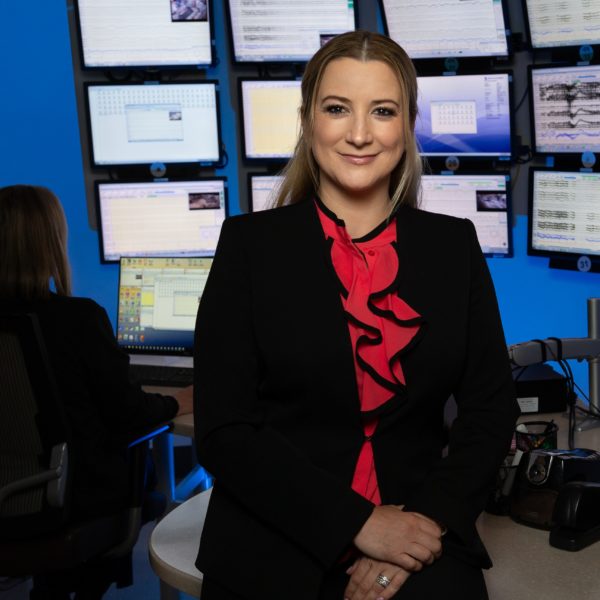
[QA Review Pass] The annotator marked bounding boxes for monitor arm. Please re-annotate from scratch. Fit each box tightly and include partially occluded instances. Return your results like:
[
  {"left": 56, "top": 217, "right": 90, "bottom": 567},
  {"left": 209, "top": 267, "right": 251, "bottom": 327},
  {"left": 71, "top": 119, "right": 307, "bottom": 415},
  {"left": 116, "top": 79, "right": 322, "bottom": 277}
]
[{"left": 507, "top": 298, "right": 600, "bottom": 426}]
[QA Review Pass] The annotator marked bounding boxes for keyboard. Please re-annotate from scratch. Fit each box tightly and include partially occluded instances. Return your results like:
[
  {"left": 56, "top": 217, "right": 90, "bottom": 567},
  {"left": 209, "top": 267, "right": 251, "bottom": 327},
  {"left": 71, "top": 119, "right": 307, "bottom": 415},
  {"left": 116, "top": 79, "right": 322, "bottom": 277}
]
[{"left": 129, "top": 364, "right": 193, "bottom": 388}]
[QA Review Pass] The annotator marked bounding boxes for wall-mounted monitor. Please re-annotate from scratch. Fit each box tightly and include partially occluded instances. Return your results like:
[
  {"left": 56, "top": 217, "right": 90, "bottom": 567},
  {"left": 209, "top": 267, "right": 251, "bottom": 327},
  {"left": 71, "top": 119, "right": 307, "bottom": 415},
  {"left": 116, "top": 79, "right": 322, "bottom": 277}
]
[
  {"left": 248, "top": 174, "right": 284, "bottom": 212},
  {"left": 96, "top": 178, "right": 227, "bottom": 263},
  {"left": 528, "top": 169, "right": 600, "bottom": 262},
  {"left": 415, "top": 73, "right": 512, "bottom": 157},
  {"left": 524, "top": 0, "right": 600, "bottom": 50},
  {"left": 240, "top": 79, "right": 302, "bottom": 161},
  {"left": 419, "top": 174, "right": 512, "bottom": 257},
  {"left": 86, "top": 81, "right": 221, "bottom": 166},
  {"left": 529, "top": 64, "right": 600, "bottom": 155},
  {"left": 380, "top": 0, "right": 509, "bottom": 60},
  {"left": 226, "top": 0, "right": 356, "bottom": 63},
  {"left": 75, "top": 0, "right": 214, "bottom": 69}
]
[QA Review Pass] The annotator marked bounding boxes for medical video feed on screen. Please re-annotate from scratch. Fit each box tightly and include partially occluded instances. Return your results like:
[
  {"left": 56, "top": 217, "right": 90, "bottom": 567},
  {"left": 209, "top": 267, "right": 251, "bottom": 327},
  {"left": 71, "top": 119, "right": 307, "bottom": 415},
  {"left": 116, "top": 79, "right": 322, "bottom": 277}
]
[
  {"left": 227, "top": 0, "right": 355, "bottom": 62},
  {"left": 415, "top": 73, "right": 512, "bottom": 157},
  {"left": 76, "top": 0, "right": 213, "bottom": 68},
  {"left": 530, "top": 64, "right": 600, "bottom": 154},
  {"left": 86, "top": 82, "right": 220, "bottom": 166},
  {"left": 381, "top": 0, "right": 508, "bottom": 59}
]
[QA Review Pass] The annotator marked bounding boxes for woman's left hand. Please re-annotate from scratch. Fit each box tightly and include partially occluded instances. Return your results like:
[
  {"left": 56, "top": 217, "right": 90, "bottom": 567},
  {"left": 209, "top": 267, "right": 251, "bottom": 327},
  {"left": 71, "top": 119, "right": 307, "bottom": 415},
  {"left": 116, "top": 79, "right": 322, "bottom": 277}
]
[{"left": 344, "top": 556, "right": 411, "bottom": 600}]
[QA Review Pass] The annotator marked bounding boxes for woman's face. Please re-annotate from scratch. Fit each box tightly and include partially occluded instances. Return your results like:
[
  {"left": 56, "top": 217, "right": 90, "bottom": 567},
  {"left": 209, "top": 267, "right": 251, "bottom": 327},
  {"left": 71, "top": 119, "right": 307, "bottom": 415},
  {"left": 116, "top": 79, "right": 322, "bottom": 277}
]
[{"left": 311, "top": 58, "right": 405, "bottom": 203}]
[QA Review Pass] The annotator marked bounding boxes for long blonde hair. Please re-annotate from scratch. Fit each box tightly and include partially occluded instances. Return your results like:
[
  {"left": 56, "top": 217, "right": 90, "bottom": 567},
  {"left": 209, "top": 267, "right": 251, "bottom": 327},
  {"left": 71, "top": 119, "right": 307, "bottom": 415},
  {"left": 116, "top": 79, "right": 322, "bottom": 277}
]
[
  {"left": 0, "top": 185, "right": 72, "bottom": 299},
  {"left": 275, "top": 30, "right": 421, "bottom": 212}
]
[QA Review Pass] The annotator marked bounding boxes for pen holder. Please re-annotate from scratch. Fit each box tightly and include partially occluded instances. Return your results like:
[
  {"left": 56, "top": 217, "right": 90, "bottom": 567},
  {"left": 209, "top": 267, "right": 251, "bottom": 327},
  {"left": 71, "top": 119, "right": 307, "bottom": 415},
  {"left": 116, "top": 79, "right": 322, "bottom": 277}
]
[{"left": 515, "top": 420, "right": 558, "bottom": 452}]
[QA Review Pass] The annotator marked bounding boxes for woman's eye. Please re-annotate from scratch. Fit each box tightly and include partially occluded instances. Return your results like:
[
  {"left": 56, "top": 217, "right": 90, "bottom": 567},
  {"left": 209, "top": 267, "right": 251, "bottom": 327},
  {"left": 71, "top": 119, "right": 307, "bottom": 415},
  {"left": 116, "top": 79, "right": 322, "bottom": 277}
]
[
  {"left": 374, "top": 106, "right": 396, "bottom": 117},
  {"left": 324, "top": 104, "right": 346, "bottom": 114}
]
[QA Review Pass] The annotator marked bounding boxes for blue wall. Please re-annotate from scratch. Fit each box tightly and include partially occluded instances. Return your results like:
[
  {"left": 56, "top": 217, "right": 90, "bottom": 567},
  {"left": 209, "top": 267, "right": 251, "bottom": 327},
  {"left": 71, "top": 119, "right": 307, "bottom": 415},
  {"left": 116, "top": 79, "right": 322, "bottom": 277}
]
[{"left": 1, "top": 2, "right": 597, "bottom": 396}]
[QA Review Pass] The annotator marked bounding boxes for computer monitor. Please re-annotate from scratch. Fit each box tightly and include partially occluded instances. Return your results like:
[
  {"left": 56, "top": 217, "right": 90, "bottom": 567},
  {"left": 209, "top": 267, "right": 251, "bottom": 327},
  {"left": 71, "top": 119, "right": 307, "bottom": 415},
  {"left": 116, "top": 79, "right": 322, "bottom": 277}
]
[
  {"left": 419, "top": 174, "right": 512, "bottom": 257},
  {"left": 75, "top": 0, "right": 213, "bottom": 68},
  {"left": 528, "top": 169, "right": 600, "bottom": 262},
  {"left": 226, "top": 0, "right": 356, "bottom": 63},
  {"left": 96, "top": 178, "right": 227, "bottom": 263},
  {"left": 240, "top": 79, "right": 302, "bottom": 161},
  {"left": 524, "top": 0, "right": 600, "bottom": 50},
  {"left": 529, "top": 64, "right": 600, "bottom": 155},
  {"left": 117, "top": 256, "right": 212, "bottom": 356},
  {"left": 248, "top": 174, "right": 284, "bottom": 212},
  {"left": 415, "top": 72, "right": 512, "bottom": 158},
  {"left": 380, "top": 0, "right": 509, "bottom": 59},
  {"left": 85, "top": 81, "right": 221, "bottom": 166}
]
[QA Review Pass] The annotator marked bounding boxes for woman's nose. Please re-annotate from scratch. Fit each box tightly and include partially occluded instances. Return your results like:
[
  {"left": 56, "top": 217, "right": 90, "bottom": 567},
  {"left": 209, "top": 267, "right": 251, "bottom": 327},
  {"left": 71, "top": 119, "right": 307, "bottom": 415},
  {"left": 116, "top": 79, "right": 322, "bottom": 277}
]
[{"left": 345, "top": 113, "right": 372, "bottom": 147}]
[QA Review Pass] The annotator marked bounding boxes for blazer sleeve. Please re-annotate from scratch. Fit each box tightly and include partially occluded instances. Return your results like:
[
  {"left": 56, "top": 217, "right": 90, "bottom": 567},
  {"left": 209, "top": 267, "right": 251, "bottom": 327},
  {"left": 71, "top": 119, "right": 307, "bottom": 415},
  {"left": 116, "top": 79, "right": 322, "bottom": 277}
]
[
  {"left": 193, "top": 217, "right": 374, "bottom": 569},
  {"left": 404, "top": 219, "right": 520, "bottom": 545}
]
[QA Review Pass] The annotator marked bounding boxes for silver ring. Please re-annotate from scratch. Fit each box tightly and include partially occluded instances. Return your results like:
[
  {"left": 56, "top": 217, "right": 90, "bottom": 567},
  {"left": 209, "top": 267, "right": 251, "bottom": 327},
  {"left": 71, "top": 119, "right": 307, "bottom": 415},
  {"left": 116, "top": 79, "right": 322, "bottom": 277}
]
[{"left": 376, "top": 574, "right": 391, "bottom": 588}]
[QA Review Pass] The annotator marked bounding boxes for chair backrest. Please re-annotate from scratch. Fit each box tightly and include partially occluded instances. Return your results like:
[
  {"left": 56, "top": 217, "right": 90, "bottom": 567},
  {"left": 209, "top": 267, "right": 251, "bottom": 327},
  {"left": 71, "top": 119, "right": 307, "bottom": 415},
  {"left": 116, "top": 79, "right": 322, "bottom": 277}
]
[{"left": 0, "top": 312, "right": 71, "bottom": 539}]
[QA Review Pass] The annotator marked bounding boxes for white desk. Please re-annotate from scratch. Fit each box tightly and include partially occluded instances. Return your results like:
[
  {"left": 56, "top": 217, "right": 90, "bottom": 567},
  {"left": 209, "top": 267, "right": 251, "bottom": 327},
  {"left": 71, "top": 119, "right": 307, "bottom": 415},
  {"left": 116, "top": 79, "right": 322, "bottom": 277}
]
[{"left": 480, "top": 411, "right": 600, "bottom": 600}]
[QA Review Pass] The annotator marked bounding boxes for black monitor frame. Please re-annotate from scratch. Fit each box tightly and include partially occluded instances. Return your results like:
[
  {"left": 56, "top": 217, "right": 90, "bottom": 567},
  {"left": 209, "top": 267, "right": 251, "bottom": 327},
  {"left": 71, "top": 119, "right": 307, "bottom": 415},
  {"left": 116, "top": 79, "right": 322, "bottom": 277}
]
[
  {"left": 95, "top": 176, "right": 229, "bottom": 264},
  {"left": 238, "top": 77, "right": 302, "bottom": 163},
  {"left": 527, "top": 167, "right": 600, "bottom": 272},
  {"left": 84, "top": 79, "right": 223, "bottom": 169},
  {"left": 378, "top": 0, "right": 511, "bottom": 65},
  {"left": 528, "top": 62, "right": 600, "bottom": 160},
  {"left": 73, "top": 0, "right": 216, "bottom": 70},
  {"left": 224, "top": 0, "right": 358, "bottom": 65}
]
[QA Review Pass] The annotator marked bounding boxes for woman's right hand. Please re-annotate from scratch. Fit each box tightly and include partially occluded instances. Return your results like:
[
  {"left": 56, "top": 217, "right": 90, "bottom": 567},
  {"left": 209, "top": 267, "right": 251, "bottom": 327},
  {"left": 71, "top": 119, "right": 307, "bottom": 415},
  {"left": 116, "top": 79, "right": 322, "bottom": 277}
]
[{"left": 353, "top": 505, "right": 443, "bottom": 571}]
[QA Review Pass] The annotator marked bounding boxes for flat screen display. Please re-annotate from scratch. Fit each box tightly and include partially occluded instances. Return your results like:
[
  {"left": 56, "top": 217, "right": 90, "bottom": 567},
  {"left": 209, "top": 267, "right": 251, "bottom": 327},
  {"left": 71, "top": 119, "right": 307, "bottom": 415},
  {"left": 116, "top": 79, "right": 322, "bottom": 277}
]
[
  {"left": 380, "top": 0, "right": 509, "bottom": 59},
  {"left": 530, "top": 64, "right": 600, "bottom": 154},
  {"left": 86, "top": 82, "right": 221, "bottom": 166},
  {"left": 248, "top": 174, "right": 284, "bottom": 211},
  {"left": 117, "top": 256, "right": 212, "bottom": 354},
  {"left": 76, "top": 0, "right": 213, "bottom": 68},
  {"left": 227, "top": 0, "right": 356, "bottom": 62},
  {"left": 524, "top": 0, "right": 600, "bottom": 49},
  {"left": 240, "top": 79, "right": 302, "bottom": 160},
  {"left": 420, "top": 174, "right": 512, "bottom": 256},
  {"left": 528, "top": 169, "right": 600, "bottom": 258},
  {"left": 97, "top": 178, "right": 227, "bottom": 262}
]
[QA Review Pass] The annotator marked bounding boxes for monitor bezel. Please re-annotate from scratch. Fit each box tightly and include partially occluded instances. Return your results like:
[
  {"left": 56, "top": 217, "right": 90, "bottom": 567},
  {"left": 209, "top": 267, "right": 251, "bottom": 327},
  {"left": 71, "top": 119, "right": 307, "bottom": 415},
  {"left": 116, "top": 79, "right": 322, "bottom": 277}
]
[
  {"left": 528, "top": 62, "right": 600, "bottom": 157},
  {"left": 415, "top": 70, "right": 515, "bottom": 162},
  {"left": 224, "top": 0, "right": 358, "bottom": 65},
  {"left": 420, "top": 171, "right": 514, "bottom": 258},
  {"left": 95, "top": 176, "right": 229, "bottom": 264},
  {"left": 523, "top": 0, "right": 600, "bottom": 53},
  {"left": 73, "top": 0, "right": 216, "bottom": 70},
  {"left": 238, "top": 77, "right": 302, "bottom": 163},
  {"left": 84, "top": 79, "right": 223, "bottom": 168},
  {"left": 527, "top": 166, "right": 600, "bottom": 261},
  {"left": 378, "top": 0, "right": 511, "bottom": 61}
]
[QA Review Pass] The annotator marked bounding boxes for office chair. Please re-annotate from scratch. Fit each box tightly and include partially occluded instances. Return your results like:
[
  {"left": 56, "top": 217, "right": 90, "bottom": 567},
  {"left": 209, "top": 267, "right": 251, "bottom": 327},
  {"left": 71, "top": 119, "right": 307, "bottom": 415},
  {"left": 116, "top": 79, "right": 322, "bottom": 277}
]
[{"left": 0, "top": 312, "right": 170, "bottom": 599}]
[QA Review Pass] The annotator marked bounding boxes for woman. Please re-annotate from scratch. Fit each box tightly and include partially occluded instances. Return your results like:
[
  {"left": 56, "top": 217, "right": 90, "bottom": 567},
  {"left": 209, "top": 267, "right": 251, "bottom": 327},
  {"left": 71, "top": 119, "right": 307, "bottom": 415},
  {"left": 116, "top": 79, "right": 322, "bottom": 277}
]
[
  {"left": 0, "top": 184, "right": 192, "bottom": 519},
  {"left": 193, "top": 30, "right": 519, "bottom": 599}
]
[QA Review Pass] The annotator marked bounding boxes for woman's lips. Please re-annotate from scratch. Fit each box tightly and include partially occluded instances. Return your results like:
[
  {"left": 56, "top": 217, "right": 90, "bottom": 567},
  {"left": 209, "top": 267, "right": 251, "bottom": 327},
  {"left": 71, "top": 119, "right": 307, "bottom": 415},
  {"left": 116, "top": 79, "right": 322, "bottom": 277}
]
[{"left": 340, "top": 153, "right": 378, "bottom": 165}]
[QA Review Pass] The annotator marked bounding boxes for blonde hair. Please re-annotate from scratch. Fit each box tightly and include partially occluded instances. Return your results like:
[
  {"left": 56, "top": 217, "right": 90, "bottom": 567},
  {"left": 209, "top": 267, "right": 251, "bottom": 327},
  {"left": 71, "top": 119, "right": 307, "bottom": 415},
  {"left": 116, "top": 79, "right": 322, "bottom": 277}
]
[
  {"left": 0, "top": 185, "right": 72, "bottom": 299},
  {"left": 275, "top": 30, "right": 422, "bottom": 212}
]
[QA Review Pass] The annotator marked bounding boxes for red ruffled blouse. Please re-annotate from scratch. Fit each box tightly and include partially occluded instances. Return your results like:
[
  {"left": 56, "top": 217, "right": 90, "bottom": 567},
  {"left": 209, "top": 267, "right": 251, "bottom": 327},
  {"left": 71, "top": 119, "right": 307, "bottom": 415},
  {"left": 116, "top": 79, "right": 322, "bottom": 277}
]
[{"left": 315, "top": 199, "right": 422, "bottom": 505}]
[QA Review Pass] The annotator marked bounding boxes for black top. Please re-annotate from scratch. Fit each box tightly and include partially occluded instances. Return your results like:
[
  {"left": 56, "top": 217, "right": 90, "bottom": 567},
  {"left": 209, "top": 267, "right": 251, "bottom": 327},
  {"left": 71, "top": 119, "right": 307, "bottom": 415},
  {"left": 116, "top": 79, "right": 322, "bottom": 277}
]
[{"left": 1, "top": 293, "right": 178, "bottom": 517}]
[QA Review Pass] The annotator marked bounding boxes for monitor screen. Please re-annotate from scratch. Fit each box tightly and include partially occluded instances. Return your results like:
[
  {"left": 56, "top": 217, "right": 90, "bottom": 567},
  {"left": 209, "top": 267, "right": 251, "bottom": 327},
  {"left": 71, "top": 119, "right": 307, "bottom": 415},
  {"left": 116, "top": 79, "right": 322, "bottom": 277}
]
[
  {"left": 226, "top": 0, "right": 356, "bottom": 63},
  {"left": 75, "top": 0, "right": 213, "bottom": 68},
  {"left": 530, "top": 64, "right": 600, "bottom": 155},
  {"left": 415, "top": 73, "right": 512, "bottom": 157},
  {"left": 419, "top": 174, "right": 512, "bottom": 256},
  {"left": 86, "top": 81, "right": 221, "bottom": 166},
  {"left": 524, "top": 0, "right": 600, "bottom": 49},
  {"left": 97, "top": 178, "right": 227, "bottom": 262},
  {"left": 240, "top": 79, "right": 302, "bottom": 160},
  {"left": 528, "top": 169, "right": 600, "bottom": 258},
  {"left": 380, "top": 0, "right": 509, "bottom": 59},
  {"left": 117, "top": 256, "right": 212, "bottom": 355},
  {"left": 248, "top": 174, "right": 284, "bottom": 211}
]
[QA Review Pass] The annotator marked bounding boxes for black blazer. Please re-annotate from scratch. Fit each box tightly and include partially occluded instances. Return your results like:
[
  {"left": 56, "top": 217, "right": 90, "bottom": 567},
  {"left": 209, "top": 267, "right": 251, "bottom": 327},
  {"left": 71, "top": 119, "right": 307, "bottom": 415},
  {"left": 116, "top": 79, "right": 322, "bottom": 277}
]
[
  {"left": 193, "top": 200, "right": 519, "bottom": 599},
  {"left": 1, "top": 294, "right": 178, "bottom": 518}
]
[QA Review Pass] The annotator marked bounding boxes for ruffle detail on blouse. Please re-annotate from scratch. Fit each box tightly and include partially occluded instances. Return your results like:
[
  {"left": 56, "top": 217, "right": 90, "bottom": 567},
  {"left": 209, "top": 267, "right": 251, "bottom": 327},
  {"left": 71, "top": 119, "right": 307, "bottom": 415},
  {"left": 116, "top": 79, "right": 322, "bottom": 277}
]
[{"left": 316, "top": 199, "right": 422, "bottom": 415}]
